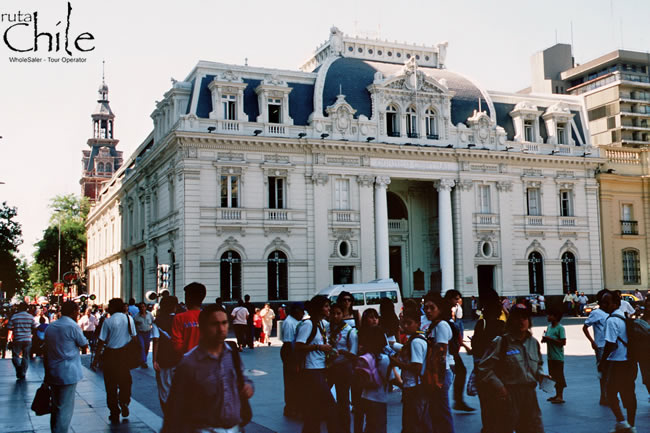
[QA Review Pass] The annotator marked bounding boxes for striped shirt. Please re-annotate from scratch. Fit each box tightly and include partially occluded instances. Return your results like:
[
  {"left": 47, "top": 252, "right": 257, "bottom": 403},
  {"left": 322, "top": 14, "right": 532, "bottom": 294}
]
[{"left": 8, "top": 312, "right": 37, "bottom": 342}]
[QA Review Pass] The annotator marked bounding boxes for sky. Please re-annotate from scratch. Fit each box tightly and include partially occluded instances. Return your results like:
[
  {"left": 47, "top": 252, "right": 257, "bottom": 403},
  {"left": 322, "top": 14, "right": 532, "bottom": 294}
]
[{"left": 1, "top": 0, "right": 649, "bottom": 260}]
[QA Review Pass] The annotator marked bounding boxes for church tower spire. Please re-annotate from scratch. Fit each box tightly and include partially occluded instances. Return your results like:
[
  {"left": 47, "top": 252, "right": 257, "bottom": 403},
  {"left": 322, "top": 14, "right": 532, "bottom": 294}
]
[{"left": 80, "top": 62, "right": 123, "bottom": 202}]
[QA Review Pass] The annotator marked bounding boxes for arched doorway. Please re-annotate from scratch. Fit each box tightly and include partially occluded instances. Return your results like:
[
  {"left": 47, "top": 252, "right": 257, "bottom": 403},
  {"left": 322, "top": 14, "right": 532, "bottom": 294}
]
[
  {"left": 387, "top": 192, "right": 408, "bottom": 292},
  {"left": 561, "top": 252, "right": 577, "bottom": 293},
  {"left": 528, "top": 252, "right": 544, "bottom": 295},
  {"left": 267, "top": 250, "right": 288, "bottom": 300},
  {"left": 220, "top": 251, "right": 242, "bottom": 301}
]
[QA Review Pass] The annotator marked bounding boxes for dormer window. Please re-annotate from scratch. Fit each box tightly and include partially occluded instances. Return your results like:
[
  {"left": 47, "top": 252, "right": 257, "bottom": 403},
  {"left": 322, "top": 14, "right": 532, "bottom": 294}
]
[
  {"left": 524, "top": 120, "right": 534, "bottom": 142},
  {"left": 542, "top": 102, "right": 575, "bottom": 146},
  {"left": 268, "top": 98, "right": 282, "bottom": 124},
  {"left": 222, "top": 95, "right": 237, "bottom": 120},
  {"left": 425, "top": 108, "right": 438, "bottom": 139},
  {"left": 386, "top": 105, "right": 400, "bottom": 137},
  {"left": 97, "top": 162, "right": 104, "bottom": 173},
  {"left": 406, "top": 106, "right": 418, "bottom": 138}
]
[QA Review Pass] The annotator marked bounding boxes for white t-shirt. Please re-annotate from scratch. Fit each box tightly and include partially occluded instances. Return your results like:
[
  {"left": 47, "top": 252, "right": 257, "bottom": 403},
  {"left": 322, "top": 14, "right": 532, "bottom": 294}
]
[
  {"left": 620, "top": 300, "right": 635, "bottom": 316},
  {"left": 604, "top": 308, "right": 628, "bottom": 361},
  {"left": 280, "top": 316, "right": 299, "bottom": 343},
  {"left": 329, "top": 323, "right": 358, "bottom": 355},
  {"left": 231, "top": 306, "right": 249, "bottom": 325},
  {"left": 98, "top": 312, "right": 136, "bottom": 349},
  {"left": 426, "top": 320, "right": 453, "bottom": 370},
  {"left": 295, "top": 319, "right": 329, "bottom": 369},
  {"left": 401, "top": 336, "right": 427, "bottom": 388},
  {"left": 362, "top": 353, "right": 390, "bottom": 403},
  {"left": 584, "top": 308, "right": 608, "bottom": 348},
  {"left": 453, "top": 304, "right": 463, "bottom": 320}
]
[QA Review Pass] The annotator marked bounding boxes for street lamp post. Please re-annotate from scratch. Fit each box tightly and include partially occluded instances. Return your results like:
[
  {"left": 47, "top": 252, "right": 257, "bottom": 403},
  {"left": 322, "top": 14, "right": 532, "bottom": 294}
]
[{"left": 57, "top": 216, "right": 61, "bottom": 283}]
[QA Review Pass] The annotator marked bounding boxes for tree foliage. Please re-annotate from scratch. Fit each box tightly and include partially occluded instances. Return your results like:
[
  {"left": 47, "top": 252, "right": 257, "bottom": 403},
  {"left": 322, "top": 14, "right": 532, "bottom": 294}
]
[
  {"left": 31, "top": 194, "right": 90, "bottom": 295},
  {"left": 0, "top": 202, "right": 26, "bottom": 298}
]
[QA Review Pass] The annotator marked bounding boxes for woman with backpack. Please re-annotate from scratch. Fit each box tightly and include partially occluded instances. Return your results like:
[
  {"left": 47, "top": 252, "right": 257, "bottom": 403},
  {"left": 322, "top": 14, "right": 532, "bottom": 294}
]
[
  {"left": 355, "top": 326, "right": 390, "bottom": 433},
  {"left": 476, "top": 304, "right": 545, "bottom": 433},
  {"left": 328, "top": 302, "right": 359, "bottom": 433},
  {"left": 422, "top": 292, "right": 455, "bottom": 433},
  {"left": 295, "top": 295, "right": 340, "bottom": 433}
]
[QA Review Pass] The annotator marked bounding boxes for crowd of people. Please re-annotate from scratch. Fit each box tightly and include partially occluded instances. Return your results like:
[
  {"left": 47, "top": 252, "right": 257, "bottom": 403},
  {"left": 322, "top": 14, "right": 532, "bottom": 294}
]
[{"left": 0, "top": 285, "right": 648, "bottom": 433}]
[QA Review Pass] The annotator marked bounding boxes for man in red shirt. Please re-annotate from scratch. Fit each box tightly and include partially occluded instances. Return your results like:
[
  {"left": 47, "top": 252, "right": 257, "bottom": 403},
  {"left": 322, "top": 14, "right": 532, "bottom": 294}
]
[{"left": 171, "top": 282, "right": 206, "bottom": 356}]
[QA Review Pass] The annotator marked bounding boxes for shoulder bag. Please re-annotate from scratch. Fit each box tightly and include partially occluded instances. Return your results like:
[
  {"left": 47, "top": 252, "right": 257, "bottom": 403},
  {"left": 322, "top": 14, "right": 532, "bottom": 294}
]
[
  {"left": 124, "top": 315, "right": 141, "bottom": 369},
  {"left": 227, "top": 341, "right": 253, "bottom": 426}
]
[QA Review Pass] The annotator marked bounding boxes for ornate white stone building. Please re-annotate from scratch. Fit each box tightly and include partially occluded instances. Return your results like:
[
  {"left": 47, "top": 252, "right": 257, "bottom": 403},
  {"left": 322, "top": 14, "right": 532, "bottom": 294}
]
[{"left": 86, "top": 28, "right": 604, "bottom": 305}]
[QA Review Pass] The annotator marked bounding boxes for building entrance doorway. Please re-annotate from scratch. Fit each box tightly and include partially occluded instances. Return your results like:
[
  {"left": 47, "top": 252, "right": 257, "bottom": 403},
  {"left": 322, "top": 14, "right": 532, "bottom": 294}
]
[
  {"left": 389, "top": 246, "right": 403, "bottom": 292},
  {"left": 477, "top": 265, "right": 495, "bottom": 298}
]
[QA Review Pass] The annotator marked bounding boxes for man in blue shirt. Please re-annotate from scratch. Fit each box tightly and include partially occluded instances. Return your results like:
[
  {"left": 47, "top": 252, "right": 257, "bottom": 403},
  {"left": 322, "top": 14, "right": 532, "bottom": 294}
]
[{"left": 44, "top": 301, "right": 88, "bottom": 433}]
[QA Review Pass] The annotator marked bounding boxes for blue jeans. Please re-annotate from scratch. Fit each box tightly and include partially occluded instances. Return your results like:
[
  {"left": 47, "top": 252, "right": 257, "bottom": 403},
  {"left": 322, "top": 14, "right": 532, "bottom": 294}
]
[
  {"left": 428, "top": 369, "right": 454, "bottom": 433},
  {"left": 137, "top": 331, "right": 151, "bottom": 364},
  {"left": 11, "top": 340, "right": 31, "bottom": 378},
  {"left": 51, "top": 383, "right": 77, "bottom": 433}
]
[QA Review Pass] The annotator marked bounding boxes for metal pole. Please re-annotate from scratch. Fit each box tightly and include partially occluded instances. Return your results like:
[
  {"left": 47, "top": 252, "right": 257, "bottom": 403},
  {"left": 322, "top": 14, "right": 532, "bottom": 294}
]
[{"left": 57, "top": 217, "right": 61, "bottom": 282}]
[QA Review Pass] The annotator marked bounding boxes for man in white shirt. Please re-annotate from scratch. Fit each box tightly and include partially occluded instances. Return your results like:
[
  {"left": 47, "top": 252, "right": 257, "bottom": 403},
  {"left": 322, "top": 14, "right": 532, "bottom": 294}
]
[
  {"left": 582, "top": 289, "right": 610, "bottom": 405},
  {"left": 78, "top": 307, "right": 99, "bottom": 354},
  {"left": 577, "top": 292, "right": 589, "bottom": 316},
  {"left": 280, "top": 304, "right": 303, "bottom": 418},
  {"left": 599, "top": 291, "right": 637, "bottom": 433},
  {"left": 93, "top": 298, "right": 137, "bottom": 424},
  {"left": 231, "top": 299, "right": 249, "bottom": 351}
]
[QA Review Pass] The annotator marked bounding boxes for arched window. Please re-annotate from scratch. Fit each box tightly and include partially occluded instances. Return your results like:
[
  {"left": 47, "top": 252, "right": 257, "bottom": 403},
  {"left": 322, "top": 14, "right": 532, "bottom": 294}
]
[
  {"left": 561, "top": 252, "right": 577, "bottom": 293},
  {"left": 426, "top": 108, "right": 438, "bottom": 139},
  {"left": 386, "top": 104, "right": 400, "bottom": 137},
  {"left": 97, "top": 162, "right": 105, "bottom": 173},
  {"left": 220, "top": 251, "right": 242, "bottom": 301},
  {"left": 105, "top": 163, "right": 112, "bottom": 173},
  {"left": 406, "top": 106, "right": 418, "bottom": 138},
  {"left": 622, "top": 249, "right": 641, "bottom": 284},
  {"left": 528, "top": 252, "right": 544, "bottom": 295},
  {"left": 267, "top": 250, "right": 288, "bottom": 300}
]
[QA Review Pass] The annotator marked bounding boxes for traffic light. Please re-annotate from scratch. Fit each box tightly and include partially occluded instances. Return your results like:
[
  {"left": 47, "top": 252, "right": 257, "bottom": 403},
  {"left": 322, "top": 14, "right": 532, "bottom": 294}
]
[{"left": 157, "top": 264, "right": 170, "bottom": 293}]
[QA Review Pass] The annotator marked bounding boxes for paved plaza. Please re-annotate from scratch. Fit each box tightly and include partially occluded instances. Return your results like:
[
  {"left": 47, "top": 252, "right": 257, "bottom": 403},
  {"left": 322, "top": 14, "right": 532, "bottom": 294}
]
[{"left": 0, "top": 316, "right": 648, "bottom": 432}]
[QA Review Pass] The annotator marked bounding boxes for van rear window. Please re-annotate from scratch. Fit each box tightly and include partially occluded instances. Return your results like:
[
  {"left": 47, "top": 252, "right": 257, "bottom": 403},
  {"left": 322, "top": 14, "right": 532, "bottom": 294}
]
[{"left": 365, "top": 290, "right": 398, "bottom": 305}]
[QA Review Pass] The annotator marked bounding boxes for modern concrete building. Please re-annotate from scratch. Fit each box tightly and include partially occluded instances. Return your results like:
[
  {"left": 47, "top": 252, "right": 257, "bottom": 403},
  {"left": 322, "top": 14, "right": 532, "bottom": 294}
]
[{"left": 86, "top": 28, "right": 604, "bottom": 305}]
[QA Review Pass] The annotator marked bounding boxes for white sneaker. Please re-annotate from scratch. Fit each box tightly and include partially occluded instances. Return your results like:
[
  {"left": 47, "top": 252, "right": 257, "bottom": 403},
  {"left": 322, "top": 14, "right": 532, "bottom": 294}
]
[
  {"left": 628, "top": 426, "right": 636, "bottom": 433},
  {"left": 610, "top": 421, "right": 631, "bottom": 433}
]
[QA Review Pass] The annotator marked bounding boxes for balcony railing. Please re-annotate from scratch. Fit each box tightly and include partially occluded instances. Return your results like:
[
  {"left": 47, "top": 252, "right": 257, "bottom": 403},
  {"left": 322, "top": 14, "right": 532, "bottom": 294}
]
[
  {"left": 427, "top": 134, "right": 439, "bottom": 140},
  {"left": 387, "top": 131, "right": 401, "bottom": 137},
  {"left": 220, "top": 209, "right": 242, "bottom": 220},
  {"left": 267, "top": 124, "right": 286, "bottom": 135},
  {"left": 267, "top": 209, "right": 288, "bottom": 221},
  {"left": 526, "top": 216, "right": 543, "bottom": 226},
  {"left": 388, "top": 219, "right": 408, "bottom": 231},
  {"left": 559, "top": 216, "right": 576, "bottom": 227},
  {"left": 621, "top": 220, "right": 639, "bottom": 235},
  {"left": 407, "top": 132, "right": 419, "bottom": 139},
  {"left": 221, "top": 120, "right": 240, "bottom": 131},
  {"left": 474, "top": 213, "right": 499, "bottom": 225}
]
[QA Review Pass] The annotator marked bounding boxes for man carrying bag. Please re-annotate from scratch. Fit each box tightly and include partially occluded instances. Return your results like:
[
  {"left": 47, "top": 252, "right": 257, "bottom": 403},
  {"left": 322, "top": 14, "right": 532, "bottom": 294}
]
[{"left": 92, "top": 298, "right": 137, "bottom": 423}]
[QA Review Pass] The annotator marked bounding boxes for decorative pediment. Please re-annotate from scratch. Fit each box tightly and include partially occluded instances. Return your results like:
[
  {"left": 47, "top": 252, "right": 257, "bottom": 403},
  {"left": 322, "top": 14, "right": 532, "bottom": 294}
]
[
  {"left": 217, "top": 70, "right": 243, "bottom": 83},
  {"left": 544, "top": 102, "right": 572, "bottom": 117},
  {"left": 326, "top": 94, "right": 357, "bottom": 134}
]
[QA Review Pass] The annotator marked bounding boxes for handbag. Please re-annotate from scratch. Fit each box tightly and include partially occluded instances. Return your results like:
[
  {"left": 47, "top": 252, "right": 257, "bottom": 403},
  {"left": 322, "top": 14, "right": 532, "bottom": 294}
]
[
  {"left": 31, "top": 382, "right": 53, "bottom": 416},
  {"left": 466, "top": 369, "right": 478, "bottom": 396},
  {"left": 227, "top": 341, "right": 253, "bottom": 426},
  {"left": 124, "top": 315, "right": 141, "bottom": 370}
]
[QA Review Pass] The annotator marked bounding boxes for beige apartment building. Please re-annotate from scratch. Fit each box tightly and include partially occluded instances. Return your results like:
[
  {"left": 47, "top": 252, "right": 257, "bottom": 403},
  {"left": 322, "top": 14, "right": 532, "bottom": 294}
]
[{"left": 530, "top": 46, "right": 650, "bottom": 290}]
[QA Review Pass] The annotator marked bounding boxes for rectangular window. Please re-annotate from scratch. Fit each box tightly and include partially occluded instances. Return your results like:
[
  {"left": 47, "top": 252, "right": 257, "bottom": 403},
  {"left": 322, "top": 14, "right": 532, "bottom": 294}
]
[
  {"left": 407, "top": 113, "right": 418, "bottom": 137},
  {"left": 524, "top": 120, "right": 534, "bottom": 142},
  {"left": 621, "top": 204, "right": 633, "bottom": 221},
  {"left": 559, "top": 190, "right": 573, "bottom": 216},
  {"left": 556, "top": 124, "right": 566, "bottom": 145},
  {"left": 365, "top": 290, "right": 398, "bottom": 305},
  {"left": 222, "top": 95, "right": 236, "bottom": 120},
  {"left": 268, "top": 98, "right": 282, "bottom": 124},
  {"left": 221, "top": 175, "right": 239, "bottom": 208},
  {"left": 335, "top": 179, "right": 350, "bottom": 210},
  {"left": 478, "top": 185, "right": 491, "bottom": 214},
  {"left": 268, "top": 176, "right": 285, "bottom": 209},
  {"left": 386, "top": 112, "right": 399, "bottom": 137},
  {"left": 527, "top": 188, "right": 541, "bottom": 216}
]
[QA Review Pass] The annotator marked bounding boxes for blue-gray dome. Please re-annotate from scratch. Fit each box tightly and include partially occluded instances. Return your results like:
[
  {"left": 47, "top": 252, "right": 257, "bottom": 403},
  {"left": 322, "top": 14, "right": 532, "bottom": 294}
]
[{"left": 321, "top": 57, "right": 489, "bottom": 125}]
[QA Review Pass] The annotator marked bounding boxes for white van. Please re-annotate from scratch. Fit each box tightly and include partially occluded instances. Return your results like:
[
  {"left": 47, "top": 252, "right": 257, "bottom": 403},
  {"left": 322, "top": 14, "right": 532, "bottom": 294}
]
[{"left": 318, "top": 279, "right": 403, "bottom": 318}]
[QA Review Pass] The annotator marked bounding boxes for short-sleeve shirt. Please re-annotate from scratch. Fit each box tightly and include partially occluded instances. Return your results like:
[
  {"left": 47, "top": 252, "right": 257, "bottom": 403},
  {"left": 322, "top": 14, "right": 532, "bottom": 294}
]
[
  {"left": 295, "top": 319, "right": 328, "bottom": 369},
  {"left": 620, "top": 300, "right": 635, "bottom": 316},
  {"left": 44, "top": 316, "right": 88, "bottom": 385},
  {"left": 280, "top": 316, "right": 299, "bottom": 343},
  {"left": 426, "top": 320, "right": 453, "bottom": 370},
  {"left": 545, "top": 323, "right": 566, "bottom": 361},
  {"left": 98, "top": 312, "right": 136, "bottom": 349},
  {"left": 604, "top": 308, "right": 628, "bottom": 361},
  {"left": 578, "top": 295, "right": 588, "bottom": 305},
  {"left": 134, "top": 312, "right": 154, "bottom": 333},
  {"left": 330, "top": 323, "right": 358, "bottom": 356},
  {"left": 401, "top": 335, "right": 427, "bottom": 388},
  {"left": 8, "top": 311, "right": 37, "bottom": 342},
  {"left": 231, "top": 307, "right": 249, "bottom": 325},
  {"left": 584, "top": 308, "right": 608, "bottom": 348}
]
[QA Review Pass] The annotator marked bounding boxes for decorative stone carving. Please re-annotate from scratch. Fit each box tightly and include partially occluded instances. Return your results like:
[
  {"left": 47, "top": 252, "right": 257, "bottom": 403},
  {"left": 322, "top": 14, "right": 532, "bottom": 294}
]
[
  {"left": 495, "top": 181, "right": 513, "bottom": 192},
  {"left": 357, "top": 174, "right": 374, "bottom": 187},
  {"left": 326, "top": 94, "right": 357, "bottom": 135},
  {"left": 457, "top": 179, "right": 474, "bottom": 191},
  {"left": 311, "top": 173, "right": 329, "bottom": 186},
  {"left": 433, "top": 178, "right": 455, "bottom": 191},
  {"left": 329, "top": 26, "right": 344, "bottom": 56},
  {"left": 375, "top": 176, "right": 391, "bottom": 187}
]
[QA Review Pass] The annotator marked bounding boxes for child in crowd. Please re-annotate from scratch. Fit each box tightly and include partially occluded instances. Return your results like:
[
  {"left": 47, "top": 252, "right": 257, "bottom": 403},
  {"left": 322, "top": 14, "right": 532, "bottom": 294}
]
[
  {"left": 391, "top": 309, "right": 431, "bottom": 433},
  {"left": 542, "top": 307, "right": 567, "bottom": 404},
  {"left": 357, "top": 326, "right": 390, "bottom": 433},
  {"left": 253, "top": 308, "right": 263, "bottom": 346}
]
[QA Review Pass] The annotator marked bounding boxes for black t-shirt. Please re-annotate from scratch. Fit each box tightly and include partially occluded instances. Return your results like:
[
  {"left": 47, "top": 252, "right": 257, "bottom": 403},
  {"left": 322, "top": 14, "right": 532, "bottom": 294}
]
[
  {"left": 155, "top": 313, "right": 181, "bottom": 368},
  {"left": 471, "top": 318, "right": 505, "bottom": 359},
  {"left": 243, "top": 302, "right": 255, "bottom": 325}
]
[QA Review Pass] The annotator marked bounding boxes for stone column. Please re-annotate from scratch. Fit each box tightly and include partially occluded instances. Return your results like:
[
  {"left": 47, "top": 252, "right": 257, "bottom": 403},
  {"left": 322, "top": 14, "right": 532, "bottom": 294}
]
[
  {"left": 374, "top": 176, "right": 391, "bottom": 279},
  {"left": 358, "top": 175, "right": 376, "bottom": 282},
  {"left": 435, "top": 179, "right": 455, "bottom": 295}
]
